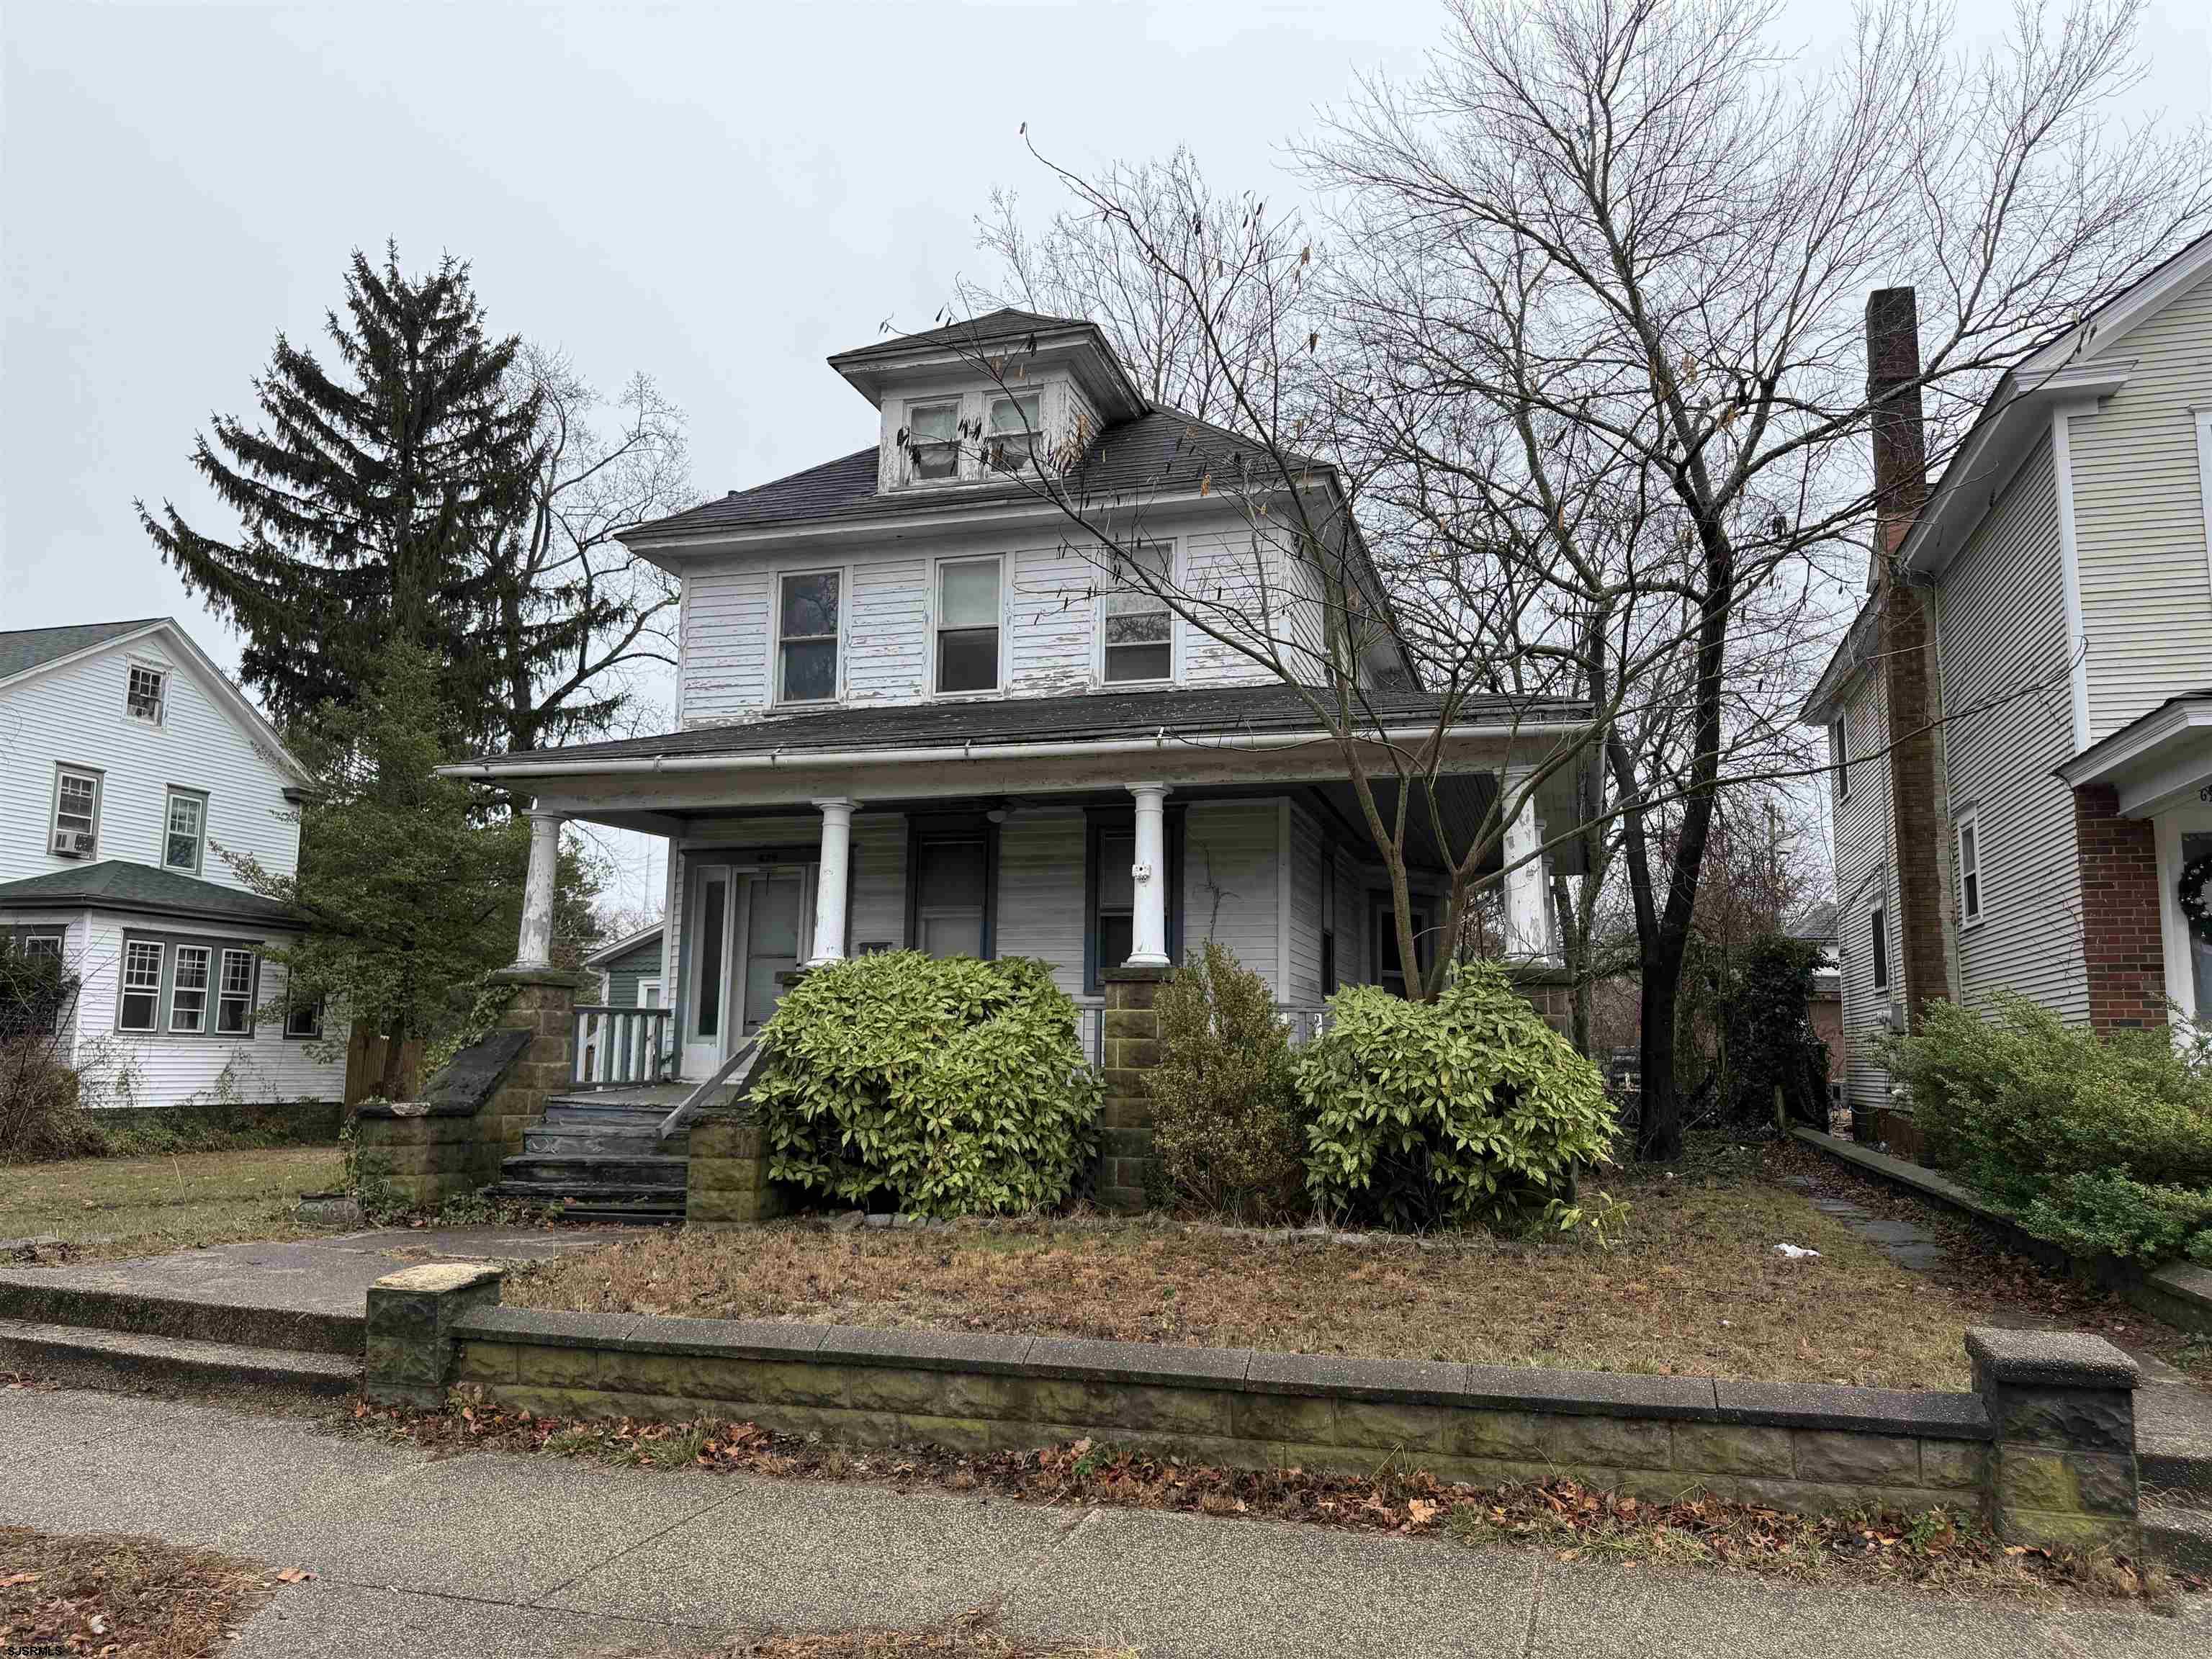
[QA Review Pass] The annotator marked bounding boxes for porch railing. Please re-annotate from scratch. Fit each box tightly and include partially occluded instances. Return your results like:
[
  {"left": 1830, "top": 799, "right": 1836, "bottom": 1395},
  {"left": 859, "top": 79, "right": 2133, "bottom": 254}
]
[
  {"left": 572, "top": 1004, "right": 677, "bottom": 1089},
  {"left": 1072, "top": 1001, "right": 1330, "bottom": 1074}
]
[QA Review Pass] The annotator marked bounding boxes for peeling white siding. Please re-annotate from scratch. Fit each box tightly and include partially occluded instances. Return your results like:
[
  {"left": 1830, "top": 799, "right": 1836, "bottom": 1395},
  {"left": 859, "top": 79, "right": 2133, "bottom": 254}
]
[
  {"left": 1935, "top": 439, "right": 2086, "bottom": 1023},
  {"left": 849, "top": 812, "right": 906, "bottom": 951},
  {"left": 1183, "top": 800, "right": 1282, "bottom": 996},
  {"left": 1285, "top": 801, "right": 1325, "bottom": 1004},
  {"left": 2073, "top": 270, "right": 2212, "bottom": 742},
  {"left": 996, "top": 809, "right": 1087, "bottom": 992}
]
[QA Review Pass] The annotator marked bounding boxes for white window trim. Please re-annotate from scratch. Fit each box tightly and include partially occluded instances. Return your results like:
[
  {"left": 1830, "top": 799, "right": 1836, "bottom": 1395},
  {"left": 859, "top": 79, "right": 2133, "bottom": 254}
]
[
  {"left": 927, "top": 552, "right": 1008, "bottom": 699},
  {"left": 124, "top": 659, "right": 168, "bottom": 726},
  {"left": 637, "top": 977, "right": 662, "bottom": 1009},
  {"left": 284, "top": 996, "right": 325, "bottom": 1040},
  {"left": 2195, "top": 408, "right": 2212, "bottom": 607},
  {"left": 168, "top": 944, "right": 212, "bottom": 1033},
  {"left": 50, "top": 763, "right": 102, "bottom": 857},
  {"left": 118, "top": 939, "right": 166, "bottom": 1033},
  {"left": 900, "top": 395, "right": 968, "bottom": 488},
  {"left": 768, "top": 564, "right": 850, "bottom": 708},
  {"left": 162, "top": 786, "right": 209, "bottom": 874},
  {"left": 1956, "top": 808, "right": 1984, "bottom": 926},
  {"left": 1870, "top": 905, "right": 1890, "bottom": 992},
  {"left": 985, "top": 388, "right": 1051, "bottom": 477},
  {"left": 1095, "top": 538, "right": 1181, "bottom": 688},
  {"left": 216, "top": 948, "right": 258, "bottom": 1036}
]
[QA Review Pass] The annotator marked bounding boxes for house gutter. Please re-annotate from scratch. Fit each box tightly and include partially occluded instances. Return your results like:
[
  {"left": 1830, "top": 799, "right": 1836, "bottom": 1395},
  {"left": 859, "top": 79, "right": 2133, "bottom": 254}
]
[{"left": 436, "top": 721, "right": 1577, "bottom": 783}]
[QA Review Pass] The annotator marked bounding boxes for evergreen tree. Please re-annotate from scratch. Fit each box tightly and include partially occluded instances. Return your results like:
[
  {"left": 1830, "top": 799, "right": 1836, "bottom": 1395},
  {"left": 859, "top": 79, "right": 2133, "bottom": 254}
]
[{"left": 138, "top": 244, "right": 541, "bottom": 735}]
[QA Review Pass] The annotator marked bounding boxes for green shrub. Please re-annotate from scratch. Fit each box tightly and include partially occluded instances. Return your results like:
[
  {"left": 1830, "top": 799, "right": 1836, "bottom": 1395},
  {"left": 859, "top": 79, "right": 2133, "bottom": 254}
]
[
  {"left": 1720, "top": 933, "right": 1832, "bottom": 1128},
  {"left": 1151, "top": 940, "right": 1304, "bottom": 1219},
  {"left": 1295, "top": 962, "right": 1619, "bottom": 1231},
  {"left": 0, "top": 1037, "right": 96, "bottom": 1163},
  {"left": 751, "top": 951, "right": 1100, "bottom": 1217},
  {"left": 1884, "top": 994, "right": 2212, "bottom": 1262}
]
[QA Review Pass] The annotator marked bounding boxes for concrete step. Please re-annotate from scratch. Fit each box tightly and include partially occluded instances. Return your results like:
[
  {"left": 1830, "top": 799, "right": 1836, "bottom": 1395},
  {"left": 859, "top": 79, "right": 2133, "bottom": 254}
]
[
  {"left": 523, "top": 1123, "right": 685, "bottom": 1159},
  {"left": 484, "top": 1183, "right": 684, "bottom": 1226},
  {"left": 0, "top": 1274, "right": 361, "bottom": 1357},
  {"left": 0, "top": 1316, "right": 360, "bottom": 1401},
  {"left": 2139, "top": 1384, "right": 2212, "bottom": 1513},
  {"left": 2144, "top": 1498, "right": 2212, "bottom": 1575},
  {"left": 498, "top": 1154, "right": 688, "bottom": 1189}
]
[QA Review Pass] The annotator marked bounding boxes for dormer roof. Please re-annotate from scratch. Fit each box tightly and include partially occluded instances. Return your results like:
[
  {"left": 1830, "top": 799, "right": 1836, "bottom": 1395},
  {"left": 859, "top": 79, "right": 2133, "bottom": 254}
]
[{"left": 827, "top": 306, "right": 1148, "bottom": 421}]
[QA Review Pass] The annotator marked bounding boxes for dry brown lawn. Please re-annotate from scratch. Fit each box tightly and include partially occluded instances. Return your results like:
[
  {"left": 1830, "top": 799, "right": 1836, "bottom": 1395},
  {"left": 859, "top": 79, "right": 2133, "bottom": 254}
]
[
  {"left": 513, "top": 1140, "right": 1998, "bottom": 1389},
  {"left": 0, "top": 1527, "right": 285, "bottom": 1657}
]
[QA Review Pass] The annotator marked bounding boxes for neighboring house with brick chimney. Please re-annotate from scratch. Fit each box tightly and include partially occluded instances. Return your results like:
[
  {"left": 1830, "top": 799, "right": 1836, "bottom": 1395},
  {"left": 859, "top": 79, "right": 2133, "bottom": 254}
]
[{"left": 1803, "top": 230, "right": 2212, "bottom": 1125}]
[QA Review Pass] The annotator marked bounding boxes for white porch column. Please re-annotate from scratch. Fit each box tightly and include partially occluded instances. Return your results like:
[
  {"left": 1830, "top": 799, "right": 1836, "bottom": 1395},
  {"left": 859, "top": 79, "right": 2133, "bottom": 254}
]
[
  {"left": 1126, "top": 782, "right": 1172, "bottom": 967},
  {"left": 511, "top": 807, "right": 565, "bottom": 971},
  {"left": 1501, "top": 768, "right": 1554, "bottom": 961},
  {"left": 804, "top": 797, "right": 858, "bottom": 968}
]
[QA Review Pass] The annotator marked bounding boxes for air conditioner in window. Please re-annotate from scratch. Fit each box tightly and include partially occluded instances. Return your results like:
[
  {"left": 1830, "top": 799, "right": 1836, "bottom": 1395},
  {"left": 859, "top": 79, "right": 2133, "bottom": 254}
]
[
  {"left": 70, "top": 832, "right": 96, "bottom": 854},
  {"left": 51, "top": 832, "right": 89, "bottom": 859}
]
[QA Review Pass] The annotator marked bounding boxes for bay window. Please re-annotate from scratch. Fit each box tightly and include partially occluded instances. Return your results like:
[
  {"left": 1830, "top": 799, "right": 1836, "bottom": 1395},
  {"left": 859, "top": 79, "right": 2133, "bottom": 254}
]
[
  {"left": 119, "top": 940, "right": 163, "bottom": 1032},
  {"left": 169, "top": 945, "right": 210, "bottom": 1033}
]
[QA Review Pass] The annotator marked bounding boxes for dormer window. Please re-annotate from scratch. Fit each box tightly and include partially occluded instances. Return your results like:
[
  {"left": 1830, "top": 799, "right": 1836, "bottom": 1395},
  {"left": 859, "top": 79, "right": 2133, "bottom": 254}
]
[
  {"left": 126, "top": 665, "right": 166, "bottom": 723},
  {"left": 988, "top": 392, "right": 1043, "bottom": 473},
  {"left": 905, "top": 401, "right": 961, "bottom": 482}
]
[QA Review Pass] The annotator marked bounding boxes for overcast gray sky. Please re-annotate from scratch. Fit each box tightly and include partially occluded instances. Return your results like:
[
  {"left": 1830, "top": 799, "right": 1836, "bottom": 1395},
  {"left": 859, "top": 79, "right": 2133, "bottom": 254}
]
[{"left": 4, "top": 0, "right": 2206, "bottom": 917}]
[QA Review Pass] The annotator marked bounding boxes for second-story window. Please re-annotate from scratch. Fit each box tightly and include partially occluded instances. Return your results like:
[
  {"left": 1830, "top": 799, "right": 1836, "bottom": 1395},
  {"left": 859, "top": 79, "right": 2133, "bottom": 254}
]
[
  {"left": 51, "top": 765, "right": 101, "bottom": 858},
  {"left": 935, "top": 559, "right": 1001, "bottom": 694},
  {"left": 988, "top": 392, "right": 1042, "bottom": 472},
  {"left": 1103, "top": 543, "right": 1173, "bottom": 683},
  {"left": 905, "top": 401, "right": 960, "bottom": 482},
  {"left": 778, "top": 572, "right": 840, "bottom": 703},
  {"left": 126, "top": 665, "right": 166, "bottom": 723},
  {"left": 163, "top": 788, "right": 207, "bottom": 873}
]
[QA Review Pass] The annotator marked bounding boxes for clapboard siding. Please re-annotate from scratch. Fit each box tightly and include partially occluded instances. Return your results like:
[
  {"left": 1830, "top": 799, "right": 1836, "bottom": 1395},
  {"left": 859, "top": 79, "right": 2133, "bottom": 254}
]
[
  {"left": 996, "top": 810, "right": 1088, "bottom": 993},
  {"left": 1934, "top": 439, "right": 2087, "bottom": 1022},
  {"left": 1827, "top": 665, "right": 1898, "bottom": 1115},
  {"left": 59, "top": 910, "right": 342, "bottom": 1106},
  {"left": 2072, "top": 270, "right": 2212, "bottom": 742},
  {"left": 678, "top": 563, "right": 773, "bottom": 724},
  {"left": 1285, "top": 801, "right": 1324, "bottom": 1005},
  {"left": 0, "top": 633, "right": 300, "bottom": 889},
  {"left": 1183, "top": 800, "right": 1282, "bottom": 997},
  {"left": 849, "top": 812, "right": 906, "bottom": 952}
]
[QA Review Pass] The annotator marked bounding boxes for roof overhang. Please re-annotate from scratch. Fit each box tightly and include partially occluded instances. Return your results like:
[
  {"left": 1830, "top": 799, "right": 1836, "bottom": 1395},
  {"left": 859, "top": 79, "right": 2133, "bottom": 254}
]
[
  {"left": 1799, "top": 594, "right": 1881, "bottom": 727},
  {"left": 0, "top": 890, "right": 306, "bottom": 932},
  {"left": 2056, "top": 693, "right": 2212, "bottom": 817},
  {"left": 584, "top": 921, "right": 665, "bottom": 968},
  {"left": 829, "top": 319, "right": 1147, "bottom": 422}
]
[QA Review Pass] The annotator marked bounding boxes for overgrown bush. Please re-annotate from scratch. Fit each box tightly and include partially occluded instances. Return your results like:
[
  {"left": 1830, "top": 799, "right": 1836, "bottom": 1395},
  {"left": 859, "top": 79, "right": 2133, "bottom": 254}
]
[
  {"left": 1296, "top": 962, "right": 1619, "bottom": 1232},
  {"left": 0, "top": 1038, "right": 96, "bottom": 1163},
  {"left": 1720, "top": 933, "right": 1832, "bottom": 1128},
  {"left": 1883, "top": 994, "right": 2212, "bottom": 1264},
  {"left": 1151, "top": 941, "right": 1305, "bottom": 1219},
  {"left": 752, "top": 951, "right": 1100, "bottom": 1217}
]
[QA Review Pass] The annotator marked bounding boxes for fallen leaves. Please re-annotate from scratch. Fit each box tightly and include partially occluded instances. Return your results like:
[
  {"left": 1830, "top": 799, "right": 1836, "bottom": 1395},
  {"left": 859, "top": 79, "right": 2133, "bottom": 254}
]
[{"left": 0, "top": 1524, "right": 285, "bottom": 1658}]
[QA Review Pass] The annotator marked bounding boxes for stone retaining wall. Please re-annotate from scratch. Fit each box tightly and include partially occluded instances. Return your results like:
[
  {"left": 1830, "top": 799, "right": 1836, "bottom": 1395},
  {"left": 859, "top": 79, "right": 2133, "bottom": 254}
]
[
  {"left": 365, "top": 1273, "right": 2145, "bottom": 1545},
  {"left": 686, "top": 1108, "right": 792, "bottom": 1229}
]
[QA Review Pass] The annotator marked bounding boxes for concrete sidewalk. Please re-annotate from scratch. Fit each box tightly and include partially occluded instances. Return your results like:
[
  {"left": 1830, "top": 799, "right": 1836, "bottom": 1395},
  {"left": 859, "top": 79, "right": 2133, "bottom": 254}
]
[{"left": 2, "top": 1385, "right": 2203, "bottom": 1658}]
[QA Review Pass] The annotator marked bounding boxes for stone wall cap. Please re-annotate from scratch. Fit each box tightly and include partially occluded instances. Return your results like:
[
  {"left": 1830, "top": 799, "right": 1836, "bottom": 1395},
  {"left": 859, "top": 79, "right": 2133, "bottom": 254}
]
[
  {"left": 488, "top": 966, "right": 594, "bottom": 989},
  {"left": 453, "top": 1305, "right": 647, "bottom": 1348},
  {"left": 421, "top": 1027, "right": 534, "bottom": 1117},
  {"left": 1462, "top": 1364, "right": 1721, "bottom": 1421},
  {"left": 1101, "top": 964, "right": 1173, "bottom": 983},
  {"left": 373, "top": 1263, "right": 503, "bottom": 1296},
  {"left": 811, "top": 1324, "right": 1036, "bottom": 1375},
  {"left": 1023, "top": 1337, "right": 1251, "bottom": 1390},
  {"left": 1714, "top": 1379, "right": 1991, "bottom": 1441},
  {"left": 1965, "top": 1327, "right": 2139, "bottom": 1389},
  {"left": 1246, "top": 1351, "right": 1469, "bottom": 1405}
]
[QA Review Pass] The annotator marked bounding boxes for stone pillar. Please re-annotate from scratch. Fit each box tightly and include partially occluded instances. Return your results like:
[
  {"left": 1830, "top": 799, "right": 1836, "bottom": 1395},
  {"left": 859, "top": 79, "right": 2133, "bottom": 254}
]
[
  {"left": 686, "top": 1107, "right": 792, "bottom": 1230},
  {"left": 511, "top": 807, "right": 565, "bottom": 972},
  {"left": 485, "top": 966, "right": 589, "bottom": 1166},
  {"left": 1501, "top": 767, "right": 1552, "bottom": 961},
  {"left": 1098, "top": 964, "right": 1169, "bottom": 1210},
  {"left": 365, "top": 1262, "right": 505, "bottom": 1408},
  {"left": 1967, "top": 1326, "right": 2141, "bottom": 1553},
  {"left": 1125, "top": 783, "right": 1171, "bottom": 968},
  {"left": 804, "top": 797, "right": 857, "bottom": 968}
]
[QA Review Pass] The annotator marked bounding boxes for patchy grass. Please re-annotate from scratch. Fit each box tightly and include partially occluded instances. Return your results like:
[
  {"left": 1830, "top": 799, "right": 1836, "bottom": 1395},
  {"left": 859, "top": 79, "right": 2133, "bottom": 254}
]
[
  {"left": 511, "top": 1139, "right": 1985, "bottom": 1388},
  {"left": 0, "top": 1144, "right": 343, "bottom": 1260},
  {"left": 348, "top": 1394, "right": 2190, "bottom": 1606},
  {"left": 0, "top": 1525, "right": 292, "bottom": 1657}
]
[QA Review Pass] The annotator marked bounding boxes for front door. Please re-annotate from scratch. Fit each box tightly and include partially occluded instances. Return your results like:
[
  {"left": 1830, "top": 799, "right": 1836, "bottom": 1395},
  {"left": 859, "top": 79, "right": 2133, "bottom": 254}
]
[{"left": 680, "top": 860, "right": 814, "bottom": 1078}]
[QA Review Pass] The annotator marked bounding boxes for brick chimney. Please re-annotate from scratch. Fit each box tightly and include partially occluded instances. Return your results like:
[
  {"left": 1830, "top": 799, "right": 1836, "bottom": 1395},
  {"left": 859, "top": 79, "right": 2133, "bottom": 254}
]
[{"left": 1866, "top": 288, "right": 1952, "bottom": 1028}]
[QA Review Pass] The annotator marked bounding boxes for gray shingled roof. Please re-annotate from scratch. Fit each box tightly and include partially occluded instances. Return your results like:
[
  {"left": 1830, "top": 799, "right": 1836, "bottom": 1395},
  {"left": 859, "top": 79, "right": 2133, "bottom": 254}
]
[
  {"left": 459, "top": 684, "right": 1586, "bottom": 770},
  {"left": 0, "top": 619, "right": 165, "bottom": 683},
  {"left": 829, "top": 307, "right": 1097, "bottom": 364},
  {"left": 631, "top": 408, "right": 1324, "bottom": 543},
  {"left": 0, "top": 860, "right": 303, "bottom": 928}
]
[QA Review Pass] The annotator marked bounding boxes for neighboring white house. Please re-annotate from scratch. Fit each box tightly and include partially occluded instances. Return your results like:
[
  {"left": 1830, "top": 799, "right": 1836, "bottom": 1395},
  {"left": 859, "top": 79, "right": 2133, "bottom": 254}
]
[
  {"left": 446, "top": 308, "right": 1585, "bottom": 1085},
  {"left": 1803, "top": 230, "right": 2212, "bottom": 1118},
  {"left": 0, "top": 616, "right": 344, "bottom": 1109}
]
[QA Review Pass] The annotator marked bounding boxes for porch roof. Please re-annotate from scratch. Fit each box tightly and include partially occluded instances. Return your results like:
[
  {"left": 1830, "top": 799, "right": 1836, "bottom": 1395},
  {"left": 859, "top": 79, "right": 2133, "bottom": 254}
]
[
  {"left": 2056, "top": 689, "right": 2212, "bottom": 816},
  {"left": 450, "top": 685, "right": 1588, "bottom": 778},
  {"left": 0, "top": 860, "right": 304, "bottom": 930}
]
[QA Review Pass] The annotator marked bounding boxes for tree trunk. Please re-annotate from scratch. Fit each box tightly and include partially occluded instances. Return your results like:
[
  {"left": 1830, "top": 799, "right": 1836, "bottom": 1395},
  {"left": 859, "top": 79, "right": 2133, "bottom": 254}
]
[{"left": 1636, "top": 930, "right": 1686, "bottom": 1162}]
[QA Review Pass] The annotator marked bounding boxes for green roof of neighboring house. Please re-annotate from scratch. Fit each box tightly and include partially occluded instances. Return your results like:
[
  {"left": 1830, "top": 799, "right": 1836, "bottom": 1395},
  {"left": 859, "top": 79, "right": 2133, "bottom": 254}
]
[
  {"left": 0, "top": 618, "right": 167, "bottom": 683},
  {"left": 0, "top": 860, "right": 303, "bottom": 930}
]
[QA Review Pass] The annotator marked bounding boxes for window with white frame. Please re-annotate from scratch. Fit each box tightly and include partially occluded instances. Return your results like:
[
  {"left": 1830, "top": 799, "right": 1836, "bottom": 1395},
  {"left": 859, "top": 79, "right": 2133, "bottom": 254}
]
[
  {"left": 284, "top": 996, "right": 324, "bottom": 1040},
  {"left": 1870, "top": 907, "right": 1889, "bottom": 992},
  {"left": 126, "top": 664, "right": 166, "bottom": 722},
  {"left": 1957, "top": 812, "right": 1983, "bottom": 923},
  {"left": 163, "top": 788, "right": 207, "bottom": 873},
  {"left": 776, "top": 572, "right": 841, "bottom": 702},
  {"left": 935, "top": 558, "right": 1001, "bottom": 693},
  {"left": 987, "top": 392, "right": 1043, "bottom": 473},
  {"left": 51, "top": 766, "right": 100, "bottom": 857},
  {"left": 1833, "top": 716, "right": 1851, "bottom": 800},
  {"left": 119, "top": 940, "right": 164, "bottom": 1031},
  {"left": 169, "top": 945, "right": 211, "bottom": 1033},
  {"left": 22, "top": 929, "right": 65, "bottom": 963},
  {"left": 914, "top": 834, "right": 989, "bottom": 958},
  {"left": 216, "top": 948, "right": 257, "bottom": 1035},
  {"left": 637, "top": 979, "right": 662, "bottom": 1009},
  {"left": 1102, "top": 543, "right": 1173, "bottom": 683},
  {"left": 904, "top": 400, "right": 961, "bottom": 482}
]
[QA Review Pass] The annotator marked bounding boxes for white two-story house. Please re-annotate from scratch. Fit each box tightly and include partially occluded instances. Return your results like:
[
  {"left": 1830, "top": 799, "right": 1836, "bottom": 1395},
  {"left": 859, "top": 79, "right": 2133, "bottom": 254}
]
[
  {"left": 1804, "top": 230, "right": 2212, "bottom": 1125},
  {"left": 448, "top": 308, "right": 1583, "bottom": 1086},
  {"left": 0, "top": 616, "right": 344, "bottom": 1109}
]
